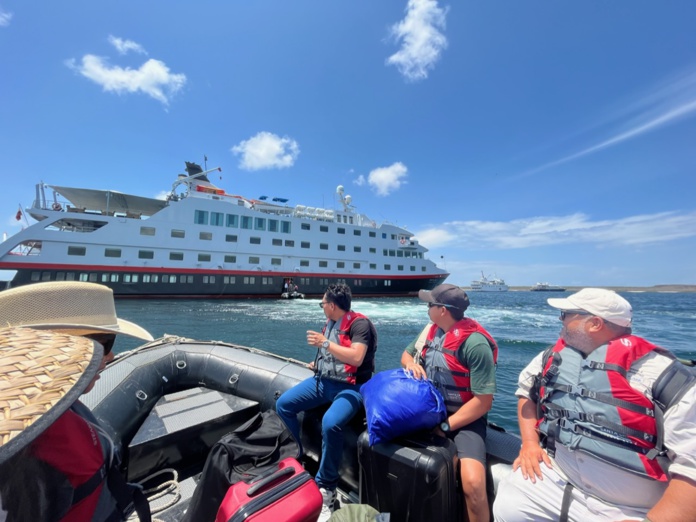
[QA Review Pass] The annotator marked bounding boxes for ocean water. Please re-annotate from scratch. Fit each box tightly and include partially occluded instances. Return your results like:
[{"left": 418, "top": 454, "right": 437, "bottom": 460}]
[{"left": 113, "top": 291, "right": 696, "bottom": 434}]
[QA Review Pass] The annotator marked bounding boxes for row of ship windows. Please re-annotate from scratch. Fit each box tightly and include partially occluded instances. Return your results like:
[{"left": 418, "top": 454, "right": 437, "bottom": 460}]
[
  {"left": 145, "top": 215, "right": 399, "bottom": 241},
  {"left": 64, "top": 245, "right": 426, "bottom": 271},
  {"left": 30, "top": 272, "right": 376, "bottom": 287}
]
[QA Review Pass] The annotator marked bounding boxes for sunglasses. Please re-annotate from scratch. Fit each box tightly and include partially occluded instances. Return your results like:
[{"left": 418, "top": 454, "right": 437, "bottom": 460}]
[
  {"left": 86, "top": 333, "right": 116, "bottom": 355},
  {"left": 427, "top": 302, "right": 458, "bottom": 310},
  {"left": 319, "top": 301, "right": 332, "bottom": 308},
  {"left": 559, "top": 310, "right": 591, "bottom": 321}
]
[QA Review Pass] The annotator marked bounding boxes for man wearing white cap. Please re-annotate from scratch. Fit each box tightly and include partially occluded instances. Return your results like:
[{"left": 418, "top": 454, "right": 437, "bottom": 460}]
[
  {"left": 493, "top": 288, "right": 696, "bottom": 522},
  {"left": 0, "top": 282, "right": 154, "bottom": 522}
]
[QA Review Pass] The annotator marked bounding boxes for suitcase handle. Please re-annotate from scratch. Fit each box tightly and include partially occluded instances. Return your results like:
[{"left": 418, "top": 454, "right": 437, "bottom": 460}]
[{"left": 246, "top": 467, "right": 296, "bottom": 497}]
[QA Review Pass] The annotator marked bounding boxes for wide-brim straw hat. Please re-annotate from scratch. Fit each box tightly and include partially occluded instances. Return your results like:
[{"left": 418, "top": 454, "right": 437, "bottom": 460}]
[
  {"left": 0, "top": 281, "right": 153, "bottom": 341},
  {"left": 0, "top": 327, "right": 103, "bottom": 464}
]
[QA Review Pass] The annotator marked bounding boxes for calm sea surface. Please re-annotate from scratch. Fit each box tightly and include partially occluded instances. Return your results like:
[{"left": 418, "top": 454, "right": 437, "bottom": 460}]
[{"left": 113, "top": 291, "right": 696, "bottom": 434}]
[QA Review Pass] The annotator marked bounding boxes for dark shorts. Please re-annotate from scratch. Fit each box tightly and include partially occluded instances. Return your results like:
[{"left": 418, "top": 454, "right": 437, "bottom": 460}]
[{"left": 449, "top": 417, "right": 487, "bottom": 464}]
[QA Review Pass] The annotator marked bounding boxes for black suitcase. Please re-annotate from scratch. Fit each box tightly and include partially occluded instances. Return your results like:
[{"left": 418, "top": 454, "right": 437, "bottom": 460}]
[{"left": 357, "top": 430, "right": 462, "bottom": 522}]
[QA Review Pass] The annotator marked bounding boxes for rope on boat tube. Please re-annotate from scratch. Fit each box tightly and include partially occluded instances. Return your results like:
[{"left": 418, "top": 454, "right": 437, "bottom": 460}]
[{"left": 127, "top": 468, "right": 181, "bottom": 522}]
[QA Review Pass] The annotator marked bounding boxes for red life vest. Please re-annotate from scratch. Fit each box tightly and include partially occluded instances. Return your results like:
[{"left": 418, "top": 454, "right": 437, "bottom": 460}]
[
  {"left": 421, "top": 319, "right": 498, "bottom": 414},
  {"left": 536, "top": 336, "right": 671, "bottom": 481},
  {"left": 318, "top": 311, "right": 376, "bottom": 385}
]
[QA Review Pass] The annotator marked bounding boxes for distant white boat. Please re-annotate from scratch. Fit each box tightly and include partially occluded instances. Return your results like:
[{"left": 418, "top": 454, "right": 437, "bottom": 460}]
[
  {"left": 530, "top": 282, "right": 566, "bottom": 292},
  {"left": 470, "top": 271, "right": 509, "bottom": 292}
]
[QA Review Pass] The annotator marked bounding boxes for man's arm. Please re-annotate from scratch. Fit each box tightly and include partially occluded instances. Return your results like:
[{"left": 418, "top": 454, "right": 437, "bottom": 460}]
[
  {"left": 513, "top": 397, "right": 552, "bottom": 483},
  {"left": 401, "top": 349, "right": 427, "bottom": 380},
  {"left": 447, "top": 394, "right": 493, "bottom": 430}
]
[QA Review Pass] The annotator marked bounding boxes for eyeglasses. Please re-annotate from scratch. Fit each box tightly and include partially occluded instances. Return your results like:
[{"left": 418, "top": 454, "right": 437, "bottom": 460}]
[
  {"left": 85, "top": 333, "right": 116, "bottom": 355},
  {"left": 559, "top": 310, "right": 591, "bottom": 321},
  {"left": 319, "top": 301, "right": 331, "bottom": 308}
]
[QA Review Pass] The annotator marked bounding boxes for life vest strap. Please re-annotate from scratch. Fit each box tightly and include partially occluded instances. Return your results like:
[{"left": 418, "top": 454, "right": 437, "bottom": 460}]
[
  {"left": 582, "top": 360, "right": 628, "bottom": 376},
  {"left": 71, "top": 462, "right": 108, "bottom": 507},
  {"left": 546, "top": 406, "right": 656, "bottom": 444},
  {"left": 545, "top": 383, "right": 655, "bottom": 416}
]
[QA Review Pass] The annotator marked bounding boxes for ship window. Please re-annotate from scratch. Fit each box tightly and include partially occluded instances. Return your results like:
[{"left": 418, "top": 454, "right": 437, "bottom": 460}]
[
  {"left": 354, "top": 230, "right": 361, "bottom": 236},
  {"left": 104, "top": 248, "right": 121, "bottom": 258},
  {"left": 281, "top": 221, "right": 291, "bottom": 234},
  {"left": 422, "top": 267, "right": 427, "bottom": 272},
  {"left": 185, "top": 275, "right": 193, "bottom": 283},
  {"left": 66, "top": 272, "right": 75, "bottom": 281},
  {"left": 211, "top": 212, "right": 224, "bottom": 227},
  {"left": 320, "top": 243, "right": 328, "bottom": 250},
  {"left": 200, "top": 232, "right": 213, "bottom": 241},
  {"left": 250, "top": 237, "right": 261, "bottom": 245},
  {"left": 194, "top": 210, "right": 209, "bottom": 225},
  {"left": 226, "top": 214, "right": 238, "bottom": 228},
  {"left": 268, "top": 219, "right": 279, "bottom": 232},
  {"left": 224, "top": 276, "right": 236, "bottom": 284},
  {"left": 161, "top": 275, "right": 169, "bottom": 283},
  {"left": 171, "top": 229, "right": 185, "bottom": 238},
  {"left": 198, "top": 253, "right": 211, "bottom": 262},
  {"left": 369, "top": 263, "right": 376, "bottom": 269},
  {"left": 79, "top": 273, "right": 89, "bottom": 282},
  {"left": 143, "top": 275, "right": 151, "bottom": 283},
  {"left": 301, "top": 223, "right": 310, "bottom": 231},
  {"left": 169, "top": 275, "right": 177, "bottom": 284},
  {"left": 369, "top": 247, "right": 376, "bottom": 254},
  {"left": 320, "top": 225, "right": 329, "bottom": 232},
  {"left": 132, "top": 275, "right": 140, "bottom": 283},
  {"left": 243, "top": 276, "right": 256, "bottom": 284},
  {"left": 300, "top": 260, "right": 309, "bottom": 267},
  {"left": 56, "top": 272, "right": 65, "bottom": 281},
  {"left": 170, "top": 252, "right": 184, "bottom": 261},
  {"left": 382, "top": 233, "right": 387, "bottom": 239},
  {"left": 271, "top": 258, "right": 281, "bottom": 266},
  {"left": 337, "top": 228, "right": 345, "bottom": 234},
  {"left": 203, "top": 276, "right": 211, "bottom": 284},
  {"left": 39, "top": 272, "right": 50, "bottom": 281},
  {"left": 226, "top": 234, "right": 238, "bottom": 243},
  {"left": 124, "top": 274, "right": 131, "bottom": 283},
  {"left": 369, "top": 231, "right": 376, "bottom": 238},
  {"left": 138, "top": 250, "right": 154, "bottom": 259},
  {"left": 337, "top": 261, "right": 345, "bottom": 268},
  {"left": 272, "top": 238, "right": 282, "bottom": 246},
  {"left": 384, "top": 280, "right": 392, "bottom": 286},
  {"left": 354, "top": 263, "right": 360, "bottom": 269},
  {"left": 384, "top": 264, "right": 391, "bottom": 270},
  {"left": 151, "top": 275, "right": 159, "bottom": 283},
  {"left": 397, "top": 251, "right": 403, "bottom": 257},
  {"left": 110, "top": 274, "right": 119, "bottom": 282},
  {"left": 262, "top": 277, "right": 274, "bottom": 285},
  {"left": 224, "top": 255, "right": 236, "bottom": 263},
  {"left": 285, "top": 240, "right": 295, "bottom": 247},
  {"left": 354, "top": 246, "right": 361, "bottom": 253},
  {"left": 68, "top": 246, "right": 86, "bottom": 256},
  {"left": 319, "top": 261, "right": 328, "bottom": 268},
  {"left": 255, "top": 218, "right": 266, "bottom": 230},
  {"left": 249, "top": 256, "right": 260, "bottom": 264},
  {"left": 389, "top": 250, "right": 396, "bottom": 257},
  {"left": 383, "top": 249, "right": 388, "bottom": 256},
  {"left": 411, "top": 266, "right": 416, "bottom": 272},
  {"left": 398, "top": 265, "right": 404, "bottom": 271},
  {"left": 140, "top": 226, "right": 155, "bottom": 236},
  {"left": 301, "top": 241, "right": 310, "bottom": 249},
  {"left": 241, "top": 216, "right": 252, "bottom": 229},
  {"left": 337, "top": 245, "right": 345, "bottom": 252},
  {"left": 391, "top": 234, "right": 397, "bottom": 240}
]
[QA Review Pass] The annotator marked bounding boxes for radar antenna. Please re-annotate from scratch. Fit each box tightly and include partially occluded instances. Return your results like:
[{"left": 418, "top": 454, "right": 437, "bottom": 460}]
[{"left": 336, "top": 185, "right": 354, "bottom": 212}]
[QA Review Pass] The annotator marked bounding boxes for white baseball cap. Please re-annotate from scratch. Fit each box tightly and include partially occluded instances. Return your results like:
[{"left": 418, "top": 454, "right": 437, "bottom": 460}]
[{"left": 547, "top": 288, "right": 632, "bottom": 327}]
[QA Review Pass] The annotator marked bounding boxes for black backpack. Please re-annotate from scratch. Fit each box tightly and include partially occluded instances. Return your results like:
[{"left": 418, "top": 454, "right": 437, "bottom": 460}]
[{"left": 183, "top": 410, "right": 300, "bottom": 522}]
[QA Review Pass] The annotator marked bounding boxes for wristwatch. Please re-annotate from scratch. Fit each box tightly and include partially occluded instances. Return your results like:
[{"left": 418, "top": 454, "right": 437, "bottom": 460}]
[
  {"left": 321, "top": 340, "right": 330, "bottom": 350},
  {"left": 439, "top": 421, "right": 450, "bottom": 433}
]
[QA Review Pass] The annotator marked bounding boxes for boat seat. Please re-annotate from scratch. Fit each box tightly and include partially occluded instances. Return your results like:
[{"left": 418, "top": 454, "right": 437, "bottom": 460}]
[{"left": 126, "top": 387, "right": 260, "bottom": 482}]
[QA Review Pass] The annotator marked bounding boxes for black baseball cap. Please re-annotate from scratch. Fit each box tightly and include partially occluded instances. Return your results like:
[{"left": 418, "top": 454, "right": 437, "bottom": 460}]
[{"left": 418, "top": 284, "right": 470, "bottom": 311}]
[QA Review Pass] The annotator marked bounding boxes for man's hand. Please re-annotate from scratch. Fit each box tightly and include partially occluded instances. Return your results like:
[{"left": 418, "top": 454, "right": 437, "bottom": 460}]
[
  {"left": 405, "top": 361, "right": 427, "bottom": 380},
  {"left": 513, "top": 440, "right": 552, "bottom": 483},
  {"left": 306, "top": 330, "right": 327, "bottom": 348}
]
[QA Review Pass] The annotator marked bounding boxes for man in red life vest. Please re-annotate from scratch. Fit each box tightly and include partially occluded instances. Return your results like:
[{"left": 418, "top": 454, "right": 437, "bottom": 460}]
[
  {"left": 276, "top": 283, "right": 377, "bottom": 522},
  {"left": 493, "top": 288, "right": 696, "bottom": 522},
  {"left": 401, "top": 284, "right": 498, "bottom": 522},
  {"left": 0, "top": 282, "right": 154, "bottom": 522}
]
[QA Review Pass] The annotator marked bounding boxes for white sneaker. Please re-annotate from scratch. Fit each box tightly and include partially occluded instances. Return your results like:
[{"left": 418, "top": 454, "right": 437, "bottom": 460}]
[{"left": 318, "top": 487, "right": 336, "bottom": 522}]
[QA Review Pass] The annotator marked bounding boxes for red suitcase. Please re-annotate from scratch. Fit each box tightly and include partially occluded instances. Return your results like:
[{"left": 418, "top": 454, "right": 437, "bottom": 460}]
[{"left": 215, "top": 457, "right": 323, "bottom": 522}]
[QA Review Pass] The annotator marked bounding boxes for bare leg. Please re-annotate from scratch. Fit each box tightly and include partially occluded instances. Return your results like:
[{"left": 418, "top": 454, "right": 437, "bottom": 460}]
[{"left": 461, "top": 457, "right": 489, "bottom": 522}]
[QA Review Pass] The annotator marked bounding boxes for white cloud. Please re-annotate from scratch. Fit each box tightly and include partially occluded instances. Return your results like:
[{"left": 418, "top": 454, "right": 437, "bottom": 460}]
[
  {"left": 231, "top": 132, "right": 300, "bottom": 171},
  {"left": 386, "top": 0, "right": 448, "bottom": 82},
  {"left": 416, "top": 211, "right": 696, "bottom": 249},
  {"left": 353, "top": 175, "right": 366, "bottom": 186},
  {"left": 66, "top": 55, "right": 186, "bottom": 105},
  {"left": 0, "top": 8, "right": 12, "bottom": 27},
  {"left": 108, "top": 35, "right": 148, "bottom": 55},
  {"left": 367, "top": 162, "right": 408, "bottom": 196}
]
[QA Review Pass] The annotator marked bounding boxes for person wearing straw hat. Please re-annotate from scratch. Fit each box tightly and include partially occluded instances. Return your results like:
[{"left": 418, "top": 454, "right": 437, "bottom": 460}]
[
  {"left": 493, "top": 288, "right": 696, "bottom": 522},
  {"left": 0, "top": 282, "right": 154, "bottom": 522}
]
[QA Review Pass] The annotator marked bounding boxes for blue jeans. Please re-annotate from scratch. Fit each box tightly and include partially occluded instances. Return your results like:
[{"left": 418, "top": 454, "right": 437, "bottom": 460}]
[{"left": 276, "top": 376, "right": 363, "bottom": 490}]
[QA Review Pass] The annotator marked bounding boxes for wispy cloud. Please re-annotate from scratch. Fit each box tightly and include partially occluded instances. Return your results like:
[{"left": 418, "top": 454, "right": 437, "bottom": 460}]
[
  {"left": 353, "top": 175, "right": 367, "bottom": 186},
  {"left": 108, "top": 35, "right": 148, "bottom": 55},
  {"left": 0, "top": 7, "right": 12, "bottom": 27},
  {"left": 416, "top": 211, "right": 696, "bottom": 249},
  {"left": 519, "top": 68, "right": 696, "bottom": 178},
  {"left": 231, "top": 132, "right": 300, "bottom": 171},
  {"left": 66, "top": 37, "right": 185, "bottom": 105},
  {"left": 367, "top": 162, "right": 408, "bottom": 196},
  {"left": 386, "top": 0, "right": 448, "bottom": 82}
]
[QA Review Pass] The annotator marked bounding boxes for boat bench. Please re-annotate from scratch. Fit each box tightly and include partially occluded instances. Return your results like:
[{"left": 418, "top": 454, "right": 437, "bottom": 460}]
[{"left": 126, "top": 387, "right": 260, "bottom": 482}]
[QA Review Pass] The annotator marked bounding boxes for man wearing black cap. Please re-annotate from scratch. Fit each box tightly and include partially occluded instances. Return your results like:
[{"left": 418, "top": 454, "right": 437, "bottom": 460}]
[{"left": 401, "top": 283, "right": 498, "bottom": 522}]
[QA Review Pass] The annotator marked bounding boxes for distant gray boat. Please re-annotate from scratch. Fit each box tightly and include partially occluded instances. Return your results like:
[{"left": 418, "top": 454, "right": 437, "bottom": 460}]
[{"left": 530, "top": 282, "right": 565, "bottom": 292}]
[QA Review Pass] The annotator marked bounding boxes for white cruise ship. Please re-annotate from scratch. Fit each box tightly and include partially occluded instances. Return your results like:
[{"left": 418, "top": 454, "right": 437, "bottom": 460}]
[
  {"left": 470, "top": 272, "right": 509, "bottom": 292},
  {"left": 0, "top": 162, "right": 448, "bottom": 298}
]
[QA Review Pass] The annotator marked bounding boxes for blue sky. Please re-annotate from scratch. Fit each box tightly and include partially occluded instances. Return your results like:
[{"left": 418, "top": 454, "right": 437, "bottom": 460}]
[{"left": 1, "top": 1, "right": 695, "bottom": 287}]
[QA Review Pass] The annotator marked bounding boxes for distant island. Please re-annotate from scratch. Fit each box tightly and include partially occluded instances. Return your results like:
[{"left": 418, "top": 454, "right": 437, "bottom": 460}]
[{"left": 482, "top": 285, "right": 696, "bottom": 293}]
